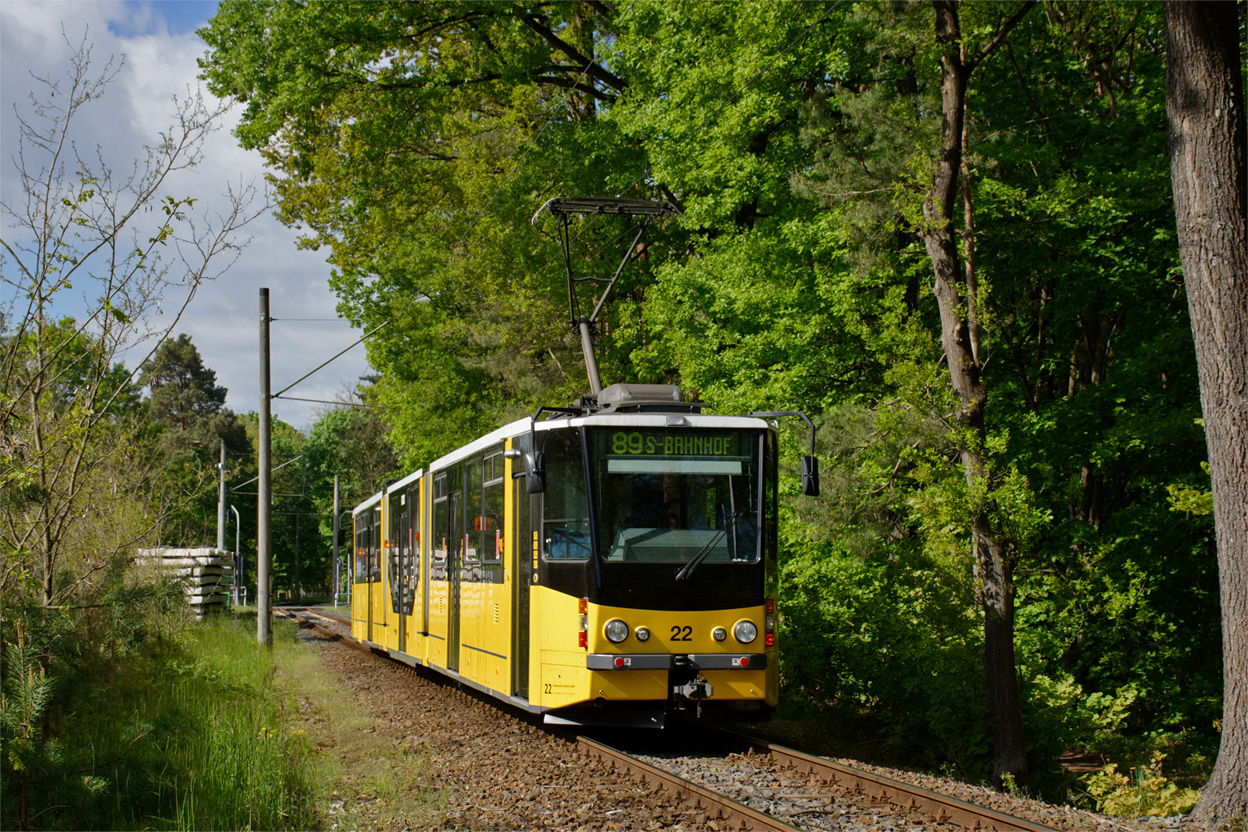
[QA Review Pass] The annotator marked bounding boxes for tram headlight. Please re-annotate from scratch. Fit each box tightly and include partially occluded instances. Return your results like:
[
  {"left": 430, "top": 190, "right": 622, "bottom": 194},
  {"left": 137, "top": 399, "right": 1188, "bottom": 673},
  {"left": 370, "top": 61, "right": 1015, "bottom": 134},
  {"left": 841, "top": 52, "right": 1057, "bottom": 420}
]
[
  {"left": 635, "top": 627, "right": 651, "bottom": 642},
  {"left": 733, "top": 620, "right": 758, "bottom": 644},
  {"left": 604, "top": 619, "right": 630, "bottom": 644},
  {"left": 712, "top": 627, "right": 728, "bottom": 642}
]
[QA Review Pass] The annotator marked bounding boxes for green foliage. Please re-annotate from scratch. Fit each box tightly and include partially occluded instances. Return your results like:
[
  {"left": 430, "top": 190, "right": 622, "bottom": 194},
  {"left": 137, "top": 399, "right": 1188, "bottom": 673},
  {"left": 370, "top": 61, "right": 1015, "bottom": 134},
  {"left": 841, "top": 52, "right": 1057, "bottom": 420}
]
[
  {"left": 3, "top": 37, "right": 258, "bottom": 609},
  {"left": 199, "top": 0, "right": 642, "bottom": 462},
  {"left": 1081, "top": 754, "right": 1201, "bottom": 819},
  {"left": 0, "top": 625, "right": 55, "bottom": 781},
  {"left": 1167, "top": 461, "right": 1214, "bottom": 516},
  {"left": 303, "top": 393, "right": 401, "bottom": 594},
  {"left": 240, "top": 413, "right": 321, "bottom": 595},
  {"left": 141, "top": 334, "right": 229, "bottom": 431},
  {"left": 199, "top": 0, "right": 1223, "bottom": 795},
  {"left": 779, "top": 540, "right": 990, "bottom": 775},
  {"left": 1027, "top": 675, "right": 1140, "bottom": 760}
]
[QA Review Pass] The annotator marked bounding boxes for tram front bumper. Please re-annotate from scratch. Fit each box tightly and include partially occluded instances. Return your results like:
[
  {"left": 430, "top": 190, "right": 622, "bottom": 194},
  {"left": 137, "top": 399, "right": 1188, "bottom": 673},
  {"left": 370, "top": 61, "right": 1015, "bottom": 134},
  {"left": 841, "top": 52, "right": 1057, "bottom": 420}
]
[
  {"left": 584, "top": 652, "right": 771, "bottom": 704},
  {"left": 585, "top": 653, "right": 768, "bottom": 671}
]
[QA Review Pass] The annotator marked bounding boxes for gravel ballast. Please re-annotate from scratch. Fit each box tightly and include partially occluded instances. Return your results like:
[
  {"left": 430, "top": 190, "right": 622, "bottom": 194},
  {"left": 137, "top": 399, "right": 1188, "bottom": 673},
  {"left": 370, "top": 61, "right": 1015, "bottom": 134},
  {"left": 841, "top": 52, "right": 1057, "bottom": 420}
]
[{"left": 296, "top": 617, "right": 1201, "bottom": 832}]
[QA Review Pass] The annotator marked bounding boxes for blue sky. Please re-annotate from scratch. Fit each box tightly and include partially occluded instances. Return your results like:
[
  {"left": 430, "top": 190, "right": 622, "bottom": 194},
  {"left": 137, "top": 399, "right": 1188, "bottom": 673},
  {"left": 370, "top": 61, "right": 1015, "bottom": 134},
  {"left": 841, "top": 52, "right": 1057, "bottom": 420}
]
[
  {"left": 109, "top": 0, "right": 218, "bottom": 37},
  {"left": 2, "top": 0, "right": 372, "bottom": 430}
]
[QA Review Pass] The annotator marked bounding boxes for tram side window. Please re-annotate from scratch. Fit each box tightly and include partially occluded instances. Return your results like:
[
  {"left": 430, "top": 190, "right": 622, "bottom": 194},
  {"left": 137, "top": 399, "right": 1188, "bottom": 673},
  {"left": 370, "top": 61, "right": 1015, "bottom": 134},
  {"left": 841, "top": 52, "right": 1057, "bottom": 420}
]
[
  {"left": 389, "top": 491, "right": 407, "bottom": 614},
  {"left": 466, "top": 456, "right": 482, "bottom": 566},
  {"left": 406, "top": 483, "right": 421, "bottom": 590},
  {"left": 432, "top": 474, "right": 448, "bottom": 580},
  {"left": 542, "top": 429, "right": 591, "bottom": 560},
  {"left": 354, "top": 518, "right": 368, "bottom": 583},
  {"left": 481, "top": 452, "right": 504, "bottom": 563},
  {"left": 370, "top": 506, "right": 382, "bottom": 582}
]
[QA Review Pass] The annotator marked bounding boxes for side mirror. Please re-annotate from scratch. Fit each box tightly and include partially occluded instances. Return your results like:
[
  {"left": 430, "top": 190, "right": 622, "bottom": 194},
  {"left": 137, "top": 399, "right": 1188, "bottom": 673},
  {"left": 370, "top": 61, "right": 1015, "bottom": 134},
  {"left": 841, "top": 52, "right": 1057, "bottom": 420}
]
[
  {"left": 800, "top": 455, "right": 820, "bottom": 497},
  {"left": 748, "top": 410, "right": 820, "bottom": 498},
  {"left": 526, "top": 451, "right": 546, "bottom": 494}
]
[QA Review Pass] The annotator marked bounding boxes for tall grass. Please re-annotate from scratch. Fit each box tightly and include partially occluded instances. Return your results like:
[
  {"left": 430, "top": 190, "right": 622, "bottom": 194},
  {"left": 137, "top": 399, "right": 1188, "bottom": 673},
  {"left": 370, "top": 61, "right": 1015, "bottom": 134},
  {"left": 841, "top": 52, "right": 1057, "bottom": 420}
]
[
  {"left": 2, "top": 611, "right": 321, "bottom": 830},
  {"left": 149, "top": 616, "right": 319, "bottom": 831}
]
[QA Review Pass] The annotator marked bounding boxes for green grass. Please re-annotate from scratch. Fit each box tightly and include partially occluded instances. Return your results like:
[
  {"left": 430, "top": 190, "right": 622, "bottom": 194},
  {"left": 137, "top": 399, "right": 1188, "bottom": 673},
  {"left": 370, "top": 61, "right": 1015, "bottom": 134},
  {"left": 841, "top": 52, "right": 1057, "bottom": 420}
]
[
  {"left": 3, "top": 604, "right": 446, "bottom": 830},
  {"left": 3, "top": 613, "right": 321, "bottom": 831},
  {"left": 150, "top": 615, "right": 320, "bottom": 831},
  {"left": 270, "top": 616, "right": 441, "bottom": 829}
]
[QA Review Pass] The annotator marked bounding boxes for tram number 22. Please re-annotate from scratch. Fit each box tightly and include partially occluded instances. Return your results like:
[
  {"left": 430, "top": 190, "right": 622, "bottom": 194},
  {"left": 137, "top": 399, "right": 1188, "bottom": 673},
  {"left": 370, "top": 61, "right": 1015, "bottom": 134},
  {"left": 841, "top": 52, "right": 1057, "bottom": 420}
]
[{"left": 670, "top": 625, "right": 692, "bottom": 642}]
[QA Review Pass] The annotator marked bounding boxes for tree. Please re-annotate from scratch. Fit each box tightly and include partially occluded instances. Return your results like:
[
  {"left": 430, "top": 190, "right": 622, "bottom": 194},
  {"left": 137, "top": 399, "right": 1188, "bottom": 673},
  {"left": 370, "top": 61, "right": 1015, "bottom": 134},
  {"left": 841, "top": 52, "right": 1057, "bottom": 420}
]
[
  {"left": 142, "top": 334, "right": 228, "bottom": 431},
  {"left": 783, "top": 0, "right": 1211, "bottom": 787},
  {"left": 1, "top": 35, "right": 260, "bottom": 606},
  {"left": 200, "top": 0, "right": 1225, "bottom": 794},
  {"left": 918, "top": 0, "right": 1037, "bottom": 786},
  {"left": 1164, "top": 0, "right": 1248, "bottom": 825},
  {"left": 140, "top": 334, "right": 248, "bottom": 546},
  {"left": 304, "top": 384, "right": 400, "bottom": 594},
  {"left": 198, "top": 0, "right": 650, "bottom": 463}
]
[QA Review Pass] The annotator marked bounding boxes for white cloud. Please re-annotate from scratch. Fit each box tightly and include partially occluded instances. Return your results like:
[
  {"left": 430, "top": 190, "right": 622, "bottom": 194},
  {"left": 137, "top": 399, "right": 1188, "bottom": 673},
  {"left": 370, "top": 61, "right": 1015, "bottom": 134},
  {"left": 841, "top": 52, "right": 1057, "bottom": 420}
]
[{"left": 1, "top": 0, "right": 372, "bottom": 430}]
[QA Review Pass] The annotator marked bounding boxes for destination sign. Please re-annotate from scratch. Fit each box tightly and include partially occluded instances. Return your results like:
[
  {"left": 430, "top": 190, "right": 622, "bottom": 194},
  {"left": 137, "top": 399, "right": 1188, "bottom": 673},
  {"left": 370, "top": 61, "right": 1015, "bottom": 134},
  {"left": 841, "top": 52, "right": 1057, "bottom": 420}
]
[{"left": 610, "top": 431, "right": 739, "bottom": 458}]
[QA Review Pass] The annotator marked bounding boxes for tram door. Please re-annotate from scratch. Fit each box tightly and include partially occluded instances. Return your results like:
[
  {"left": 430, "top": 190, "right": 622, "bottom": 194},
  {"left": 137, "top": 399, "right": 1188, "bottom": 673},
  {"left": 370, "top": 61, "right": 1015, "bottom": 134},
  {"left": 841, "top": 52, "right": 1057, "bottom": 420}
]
[
  {"left": 423, "top": 477, "right": 432, "bottom": 639},
  {"left": 369, "top": 505, "right": 381, "bottom": 644},
  {"left": 394, "top": 491, "right": 408, "bottom": 654},
  {"left": 511, "top": 441, "right": 532, "bottom": 699}
]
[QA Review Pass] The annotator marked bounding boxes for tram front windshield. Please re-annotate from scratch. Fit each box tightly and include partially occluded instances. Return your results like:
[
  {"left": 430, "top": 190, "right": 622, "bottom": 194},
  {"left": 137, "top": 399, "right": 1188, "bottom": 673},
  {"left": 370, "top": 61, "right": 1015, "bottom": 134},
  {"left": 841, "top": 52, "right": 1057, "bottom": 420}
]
[{"left": 588, "top": 428, "right": 761, "bottom": 566}]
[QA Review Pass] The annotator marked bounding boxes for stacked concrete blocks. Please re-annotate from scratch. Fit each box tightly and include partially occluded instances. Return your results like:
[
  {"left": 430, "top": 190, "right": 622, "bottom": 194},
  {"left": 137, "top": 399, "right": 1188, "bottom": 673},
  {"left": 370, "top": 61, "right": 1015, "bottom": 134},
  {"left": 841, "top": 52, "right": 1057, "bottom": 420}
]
[{"left": 135, "top": 547, "right": 235, "bottom": 620}]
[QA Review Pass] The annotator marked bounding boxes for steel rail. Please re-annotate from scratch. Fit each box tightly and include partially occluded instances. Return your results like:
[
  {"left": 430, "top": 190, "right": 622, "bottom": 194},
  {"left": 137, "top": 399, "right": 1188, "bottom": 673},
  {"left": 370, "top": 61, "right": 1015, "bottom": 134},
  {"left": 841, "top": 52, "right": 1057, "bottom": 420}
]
[
  {"left": 277, "top": 608, "right": 371, "bottom": 655},
  {"left": 302, "top": 607, "right": 351, "bottom": 627},
  {"left": 280, "top": 607, "right": 1057, "bottom": 832},
  {"left": 575, "top": 736, "right": 805, "bottom": 832},
  {"left": 748, "top": 737, "right": 1058, "bottom": 832}
]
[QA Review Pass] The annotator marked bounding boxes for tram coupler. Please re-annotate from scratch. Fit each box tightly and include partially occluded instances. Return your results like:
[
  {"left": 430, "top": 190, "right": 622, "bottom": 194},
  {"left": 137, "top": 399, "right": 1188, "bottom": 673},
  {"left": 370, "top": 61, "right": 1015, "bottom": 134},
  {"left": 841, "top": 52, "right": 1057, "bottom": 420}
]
[{"left": 672, "top": 674, "right": 714, "bottom": 718}]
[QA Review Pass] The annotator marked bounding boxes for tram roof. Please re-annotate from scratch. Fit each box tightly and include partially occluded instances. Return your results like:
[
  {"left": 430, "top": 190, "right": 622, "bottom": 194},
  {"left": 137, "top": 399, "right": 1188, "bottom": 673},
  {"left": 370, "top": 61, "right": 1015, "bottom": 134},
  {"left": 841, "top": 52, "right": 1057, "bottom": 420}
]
[
  {"left": 552, "top": 412, "right": 771, "bottom": 431},
  {"left": 386, "top": 467, "right": 425, "bottom": 494},
  {"left": 351, "top": 490, "right": 383, "bottom": 515},
  {"left": 426, "top": 412, "right": 771, "bottom": 472}
]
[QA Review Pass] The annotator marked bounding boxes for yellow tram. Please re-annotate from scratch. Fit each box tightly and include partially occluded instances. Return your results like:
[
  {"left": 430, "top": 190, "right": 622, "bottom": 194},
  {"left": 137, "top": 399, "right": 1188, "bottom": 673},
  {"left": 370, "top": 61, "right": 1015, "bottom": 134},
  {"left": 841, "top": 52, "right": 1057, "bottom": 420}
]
[
  {"left": 351, "top": 383, "right": 815, "bottom": 728},
  {"left": 352, "top": 197, "right": 818, "bottom": 727}
]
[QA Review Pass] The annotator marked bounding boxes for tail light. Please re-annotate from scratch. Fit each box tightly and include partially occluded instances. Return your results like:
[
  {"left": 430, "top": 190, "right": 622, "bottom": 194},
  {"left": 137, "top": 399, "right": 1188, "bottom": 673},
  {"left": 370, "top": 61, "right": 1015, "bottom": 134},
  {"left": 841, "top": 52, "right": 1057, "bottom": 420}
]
[
  {"left": 578, "top": 597, "right": 588, "bottom": 648},
  {"left": 765, "top": 598, "right": 776, "bottom": 647}
]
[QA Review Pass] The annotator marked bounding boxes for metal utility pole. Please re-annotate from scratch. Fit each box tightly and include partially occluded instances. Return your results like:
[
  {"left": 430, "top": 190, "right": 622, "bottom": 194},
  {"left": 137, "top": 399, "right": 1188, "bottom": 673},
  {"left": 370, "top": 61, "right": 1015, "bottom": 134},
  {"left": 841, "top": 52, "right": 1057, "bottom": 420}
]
[
  {"left": 332, "top": 474, "right": 340, "bottom": 608},
  {"left": 257, "top": 288, "right": 273, "bottom": 648},
  {"left": 294, "top": 513, "right": 301, "bottom": 602},
  {"left": 217, "top": 439, "right": 227, "bottom": 551},
  {"left": 230, "top": 504, "right": 241, "bottom": 605}
]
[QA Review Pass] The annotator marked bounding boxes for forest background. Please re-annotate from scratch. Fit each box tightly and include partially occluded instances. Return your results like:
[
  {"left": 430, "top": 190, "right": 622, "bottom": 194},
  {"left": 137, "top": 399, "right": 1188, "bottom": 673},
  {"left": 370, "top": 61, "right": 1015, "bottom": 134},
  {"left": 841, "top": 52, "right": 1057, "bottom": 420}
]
[{"left": 4, "top": 0, "right": 1244, "bottom": 824}]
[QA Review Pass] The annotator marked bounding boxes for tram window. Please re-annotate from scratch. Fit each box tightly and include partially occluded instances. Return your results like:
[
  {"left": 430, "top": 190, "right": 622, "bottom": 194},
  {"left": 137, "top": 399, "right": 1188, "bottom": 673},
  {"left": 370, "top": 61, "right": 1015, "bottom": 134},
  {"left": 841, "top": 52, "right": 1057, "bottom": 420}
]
[
  {"left": 466, "top": 456, "right": 482, "bottom": 564},
  {"left": 432, "top": 474, "right": 449, "bottom": 571},
  {"left": 542, "top": 429, "right": 591, "bottom": 560},
  {"left": 370, "top": 506, "right": 382, "bottom": 582},
  {"left": 407, "top": 483, "right": 421, "bottom": 589},
  {"left": 354, "top": 519, "right": 368, "bottom": 583},
  {"left": 589, "top": 429, "right": 761, "bottom": 565},
  {"left": 390, "top": 491, "right": 409, "bottom": 614},
  {"left": 482, "top": 451, "right": 505, "bottom": 563},
  {"left": 449, "top": 468, "right": 464, "bottom": 572}
]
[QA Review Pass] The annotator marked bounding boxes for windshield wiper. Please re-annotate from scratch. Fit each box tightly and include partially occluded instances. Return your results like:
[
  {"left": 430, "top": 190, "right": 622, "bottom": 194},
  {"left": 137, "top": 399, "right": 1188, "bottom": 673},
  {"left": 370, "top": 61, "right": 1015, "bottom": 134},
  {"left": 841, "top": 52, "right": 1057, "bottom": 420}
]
[{"left": 674, "top": 511, "right": 744, "bottom": 582}]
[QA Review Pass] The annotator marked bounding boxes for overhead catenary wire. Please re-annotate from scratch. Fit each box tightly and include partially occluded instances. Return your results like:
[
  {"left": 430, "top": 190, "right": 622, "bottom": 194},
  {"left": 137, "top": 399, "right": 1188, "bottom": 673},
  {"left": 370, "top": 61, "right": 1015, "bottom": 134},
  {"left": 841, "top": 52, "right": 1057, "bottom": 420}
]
[
  {"left": 272, "top": 317, "right": 392, "bottom": 401},
  {"left": 276, "top": 395, "right": 384, "bottom": 409}
]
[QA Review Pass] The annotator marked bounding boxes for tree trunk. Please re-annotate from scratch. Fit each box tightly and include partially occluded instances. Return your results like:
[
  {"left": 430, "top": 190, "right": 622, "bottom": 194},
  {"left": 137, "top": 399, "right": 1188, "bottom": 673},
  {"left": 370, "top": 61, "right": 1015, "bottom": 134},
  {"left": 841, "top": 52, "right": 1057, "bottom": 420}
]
[
  {"left": 1166, "top": 0, "right": 1248, "bottom": 825},
  {"left": 923, "top": 0, "right": 1032, "bottom": 786}
]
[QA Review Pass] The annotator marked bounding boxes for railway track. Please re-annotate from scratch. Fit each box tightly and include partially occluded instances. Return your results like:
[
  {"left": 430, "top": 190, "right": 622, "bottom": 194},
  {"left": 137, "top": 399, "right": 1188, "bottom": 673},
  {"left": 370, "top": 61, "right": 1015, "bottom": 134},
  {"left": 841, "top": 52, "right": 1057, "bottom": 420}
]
[{"left": 279, "top": 606, "right": 1055, "bottom": 832}]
